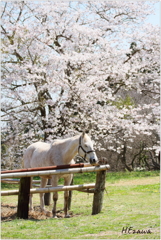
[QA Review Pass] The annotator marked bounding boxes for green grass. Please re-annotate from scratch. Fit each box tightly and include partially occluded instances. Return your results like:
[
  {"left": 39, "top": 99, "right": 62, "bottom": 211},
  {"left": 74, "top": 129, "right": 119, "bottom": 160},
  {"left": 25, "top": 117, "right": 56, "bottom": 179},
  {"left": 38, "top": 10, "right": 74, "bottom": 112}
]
[
  {"left": 1, "top": 171, "right": 160, "bottom": 239},
  {"left": 73, "top": 170, "right": 160, "bottom": 185}
]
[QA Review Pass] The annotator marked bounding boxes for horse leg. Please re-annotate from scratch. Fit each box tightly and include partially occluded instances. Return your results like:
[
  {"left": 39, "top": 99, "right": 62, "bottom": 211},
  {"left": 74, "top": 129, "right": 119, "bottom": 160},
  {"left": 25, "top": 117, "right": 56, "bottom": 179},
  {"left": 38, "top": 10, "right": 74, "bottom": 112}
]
[
  {"left": 64, "top": 174, "right": 73, "bottom": 218},
  {"left": 51, "top": 176, "right": 59, "bottom": 218},
  {"left": 40, "top": 177, "right": 48, "bottom": 213},
  {"left": 29, "top": 177, "right": 33, "bottom": 211}
]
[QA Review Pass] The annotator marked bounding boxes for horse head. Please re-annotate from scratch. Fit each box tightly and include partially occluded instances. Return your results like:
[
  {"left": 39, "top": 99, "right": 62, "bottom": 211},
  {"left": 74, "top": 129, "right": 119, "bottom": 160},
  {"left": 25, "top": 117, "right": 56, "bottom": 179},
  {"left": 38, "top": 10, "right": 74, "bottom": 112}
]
[{"left": 78, "top": 131, "right": 98, "bottom": 165}]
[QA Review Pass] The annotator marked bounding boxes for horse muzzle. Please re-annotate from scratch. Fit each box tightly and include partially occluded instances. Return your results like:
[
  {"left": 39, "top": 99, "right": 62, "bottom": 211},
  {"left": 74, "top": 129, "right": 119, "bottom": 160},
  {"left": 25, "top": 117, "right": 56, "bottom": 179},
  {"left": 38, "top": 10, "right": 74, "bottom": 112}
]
[{"left": 90, "top": 157, "right": 98, "bottom": 165}]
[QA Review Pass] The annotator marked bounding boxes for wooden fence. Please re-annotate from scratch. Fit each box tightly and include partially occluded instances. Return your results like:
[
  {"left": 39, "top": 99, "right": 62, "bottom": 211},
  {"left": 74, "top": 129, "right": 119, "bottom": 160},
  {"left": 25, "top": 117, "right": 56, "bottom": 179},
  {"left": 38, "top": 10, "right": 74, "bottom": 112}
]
[{"left": 1, "top": 163, "right": 110, "bottom": 219}]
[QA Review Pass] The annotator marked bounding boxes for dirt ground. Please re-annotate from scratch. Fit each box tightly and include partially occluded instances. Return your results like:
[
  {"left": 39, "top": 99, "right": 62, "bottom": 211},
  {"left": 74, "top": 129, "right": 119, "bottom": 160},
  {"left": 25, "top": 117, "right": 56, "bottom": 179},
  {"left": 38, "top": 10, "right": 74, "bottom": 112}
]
[
  {"left": 107, "top": 176, "right": 160, "bottom": 186},
  {"left": 1, "top": 204, "right": 76, "bottom": 222}
]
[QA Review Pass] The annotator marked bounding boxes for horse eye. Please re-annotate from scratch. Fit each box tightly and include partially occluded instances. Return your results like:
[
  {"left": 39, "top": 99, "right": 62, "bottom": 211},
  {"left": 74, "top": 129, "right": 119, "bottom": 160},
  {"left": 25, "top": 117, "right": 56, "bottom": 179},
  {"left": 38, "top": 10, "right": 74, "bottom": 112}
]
[{"left": 84, "top": 144, "right": 88, "bottom": 148}]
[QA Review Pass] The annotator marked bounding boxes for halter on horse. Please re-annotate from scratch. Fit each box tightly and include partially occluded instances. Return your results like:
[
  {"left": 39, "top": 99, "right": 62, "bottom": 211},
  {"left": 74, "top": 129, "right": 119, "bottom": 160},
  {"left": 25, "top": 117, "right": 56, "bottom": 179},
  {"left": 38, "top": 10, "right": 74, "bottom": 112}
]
[{"left": 78, "top": 135, "right": 96, "bottom": 164}]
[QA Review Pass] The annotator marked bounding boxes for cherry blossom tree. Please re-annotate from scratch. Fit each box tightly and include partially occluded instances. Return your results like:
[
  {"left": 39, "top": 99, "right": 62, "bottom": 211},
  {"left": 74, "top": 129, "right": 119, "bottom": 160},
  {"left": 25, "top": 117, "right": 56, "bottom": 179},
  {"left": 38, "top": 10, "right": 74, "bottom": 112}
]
[{"left": 1, "top": 1, "right": 160, "bottom": 170}]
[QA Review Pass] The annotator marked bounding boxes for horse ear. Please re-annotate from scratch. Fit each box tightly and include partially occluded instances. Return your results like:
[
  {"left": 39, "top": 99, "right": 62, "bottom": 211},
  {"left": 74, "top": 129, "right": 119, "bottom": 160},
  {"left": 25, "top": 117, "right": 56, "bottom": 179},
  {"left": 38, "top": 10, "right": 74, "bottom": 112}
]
[
  {"left": 82, "top": 131, "right": 85, "bottom": 138},
  {"left": 82, "top": 130, "right": 89, "bottom": 137}
]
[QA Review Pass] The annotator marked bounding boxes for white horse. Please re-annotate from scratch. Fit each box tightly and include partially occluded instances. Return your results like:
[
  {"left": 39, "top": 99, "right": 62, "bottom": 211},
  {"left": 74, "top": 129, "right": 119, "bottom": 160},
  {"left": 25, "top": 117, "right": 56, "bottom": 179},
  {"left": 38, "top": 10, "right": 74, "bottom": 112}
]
[{"left": 23, "top": 132, "right": 98, "bottom": 218}]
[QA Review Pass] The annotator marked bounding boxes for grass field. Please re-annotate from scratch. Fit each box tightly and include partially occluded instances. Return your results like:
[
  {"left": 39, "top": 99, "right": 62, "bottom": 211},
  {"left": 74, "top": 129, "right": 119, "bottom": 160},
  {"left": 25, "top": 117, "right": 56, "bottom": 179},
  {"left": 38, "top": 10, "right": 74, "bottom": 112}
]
[{"left": 1, "top": 170, "right": 160, "bottom": 239}]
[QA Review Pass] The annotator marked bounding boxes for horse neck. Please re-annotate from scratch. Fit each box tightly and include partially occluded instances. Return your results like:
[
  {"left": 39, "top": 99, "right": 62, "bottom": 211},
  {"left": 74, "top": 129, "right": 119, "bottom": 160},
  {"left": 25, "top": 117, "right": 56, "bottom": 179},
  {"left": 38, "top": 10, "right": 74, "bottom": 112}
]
[{"left": 63, "top": 135, "right": 80, "bottom": 164}]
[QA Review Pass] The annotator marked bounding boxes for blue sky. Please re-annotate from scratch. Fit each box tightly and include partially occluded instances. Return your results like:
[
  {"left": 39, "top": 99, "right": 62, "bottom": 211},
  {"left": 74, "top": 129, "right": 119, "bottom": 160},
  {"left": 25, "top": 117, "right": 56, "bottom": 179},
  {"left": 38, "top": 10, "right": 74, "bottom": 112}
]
[
  {"left": 3, "top": 0, "right": 160, "bottom": 25},
  {"left": 146, "top": 1, "right": 160, "bottom": 25}
]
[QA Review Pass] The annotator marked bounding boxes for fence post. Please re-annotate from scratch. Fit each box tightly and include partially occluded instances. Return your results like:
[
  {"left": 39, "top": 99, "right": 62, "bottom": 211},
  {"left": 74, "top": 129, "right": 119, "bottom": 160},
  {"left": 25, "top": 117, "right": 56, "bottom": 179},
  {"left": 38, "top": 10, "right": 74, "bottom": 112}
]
[
  {"left": 44, "top": 179, "right": 51, "bottom": 206},
  {"left": 17, "top": 177, "right": 31, "bottom": 219},
  {"left": 92, "top": 170, "right": 106, "bottom": 215}
]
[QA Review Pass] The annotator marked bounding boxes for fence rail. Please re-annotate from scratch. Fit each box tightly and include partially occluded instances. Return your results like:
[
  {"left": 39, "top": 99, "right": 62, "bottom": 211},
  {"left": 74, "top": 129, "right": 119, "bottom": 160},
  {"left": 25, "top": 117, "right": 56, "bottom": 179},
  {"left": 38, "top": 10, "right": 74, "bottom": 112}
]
[
  {"left": 1, "top": 183, "right": 95, "bottom": 196},
  {"left": 1, "top": 163, "right": 91, "bottom": 174},
  {"left": 1, "top": 179, "right": 40, "bottom": 184},
  {"left": 1, "top": 164, "right": 110, "bottom": 179},
  {"left": 1, "top": 163, "right": 110, "bottom": 218}
]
